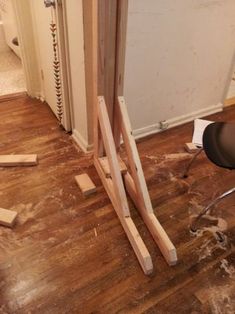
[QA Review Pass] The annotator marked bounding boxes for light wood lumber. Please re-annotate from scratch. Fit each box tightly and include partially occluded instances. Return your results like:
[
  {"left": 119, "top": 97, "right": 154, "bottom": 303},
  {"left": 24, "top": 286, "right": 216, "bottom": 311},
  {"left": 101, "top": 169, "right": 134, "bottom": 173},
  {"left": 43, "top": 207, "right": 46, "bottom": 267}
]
[
  {"left": 94, "top": 157, "right": 153, "bottom": 274},
  {"left": 75, "top": 173, "right": 96, "bottom": 196},
  {"left": 117, "top": 97, "right": 153, "bottom": 213},
  {"left": 113, "top": 0, "right": 129, "bottom": 148},
  {"left": 97, "top": 96, "right": 130, "bottom": 217},
  {"left": 99, "top": 155, "right": 127, "bottom": 178},
  {"left": 224, "top": 96, "right": 235, "bottom": 107},
  {"left": 124, "top": 172, "right": 177, "bottom": 265},
  {"left": 91, "top": 0, "right": 177, "bottom": 274},
  {"left": 0, "top": 208, "right": 18, "bottom": 227},
  {"left": 91, "top": 0, "right": 101, "bottom": 158},
  {"left": 184, "top": 143, "right": 199, "bottom": 153},
  {"left": 98, "top": 0, "right": 118, "bottom": 123},
  {"left": 0, "top": 155, "right": 37, "bottom": 167}
]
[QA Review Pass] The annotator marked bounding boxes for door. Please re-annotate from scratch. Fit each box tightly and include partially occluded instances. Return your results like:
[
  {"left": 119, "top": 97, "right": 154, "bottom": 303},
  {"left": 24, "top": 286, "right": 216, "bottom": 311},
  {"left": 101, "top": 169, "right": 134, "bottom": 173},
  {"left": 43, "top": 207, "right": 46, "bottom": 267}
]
[
  {"left": 30, "top": 0, "right": 71, "bottom": 131},
  {"left": 31, "top": 1, "right": 58, "bottom": 117}
]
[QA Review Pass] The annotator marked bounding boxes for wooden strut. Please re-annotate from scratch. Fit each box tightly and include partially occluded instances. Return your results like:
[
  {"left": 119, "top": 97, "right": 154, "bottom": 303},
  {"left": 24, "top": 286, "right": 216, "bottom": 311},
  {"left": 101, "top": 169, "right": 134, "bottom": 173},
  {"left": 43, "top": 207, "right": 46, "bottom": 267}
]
[
  {"left": 94, "top": 96, "right": 177, "bottom": 274},
  {"left": 91, "top": 0, "right": 177, "bottom": 274}
]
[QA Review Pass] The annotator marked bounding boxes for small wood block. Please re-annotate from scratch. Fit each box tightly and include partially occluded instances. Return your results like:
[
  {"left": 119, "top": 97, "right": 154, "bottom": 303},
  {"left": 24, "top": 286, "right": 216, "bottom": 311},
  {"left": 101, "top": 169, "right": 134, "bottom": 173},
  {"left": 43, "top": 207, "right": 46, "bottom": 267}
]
[
  {"left": 0, "top": 208, "right": 18, "bottom": 227},
  {"left": 99, "top": 156, "right": 127, "bottom": 178},
  {"left": 194, "top": 288, "right": 211, "bottom": 304},
  {"left": 184, "top": 143, "right": 199, "bottom": 153},
  {"left": 0, "top": 155, "right": 38, "bottom": 167},
  {"left": 75, "top": 173, "right": 96, "bottom": 196}
]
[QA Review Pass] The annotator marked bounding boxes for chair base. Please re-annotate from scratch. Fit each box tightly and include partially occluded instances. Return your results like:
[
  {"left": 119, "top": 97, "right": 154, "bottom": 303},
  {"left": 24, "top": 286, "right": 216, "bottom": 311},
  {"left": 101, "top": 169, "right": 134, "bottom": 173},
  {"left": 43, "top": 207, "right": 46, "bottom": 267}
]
[{"left": 190, "top": 187, "right": 235, "bottom": 232}]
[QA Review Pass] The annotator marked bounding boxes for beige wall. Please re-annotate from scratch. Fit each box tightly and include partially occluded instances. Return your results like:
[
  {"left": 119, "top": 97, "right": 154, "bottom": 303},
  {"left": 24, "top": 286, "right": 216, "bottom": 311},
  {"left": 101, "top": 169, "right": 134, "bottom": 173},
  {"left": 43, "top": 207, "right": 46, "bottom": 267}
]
[
  {"left": 124, "top": 0, "right": 235, "bottom": 138},
  {"left": 64, "top": 0, "right": 90, "bottom": 151}
]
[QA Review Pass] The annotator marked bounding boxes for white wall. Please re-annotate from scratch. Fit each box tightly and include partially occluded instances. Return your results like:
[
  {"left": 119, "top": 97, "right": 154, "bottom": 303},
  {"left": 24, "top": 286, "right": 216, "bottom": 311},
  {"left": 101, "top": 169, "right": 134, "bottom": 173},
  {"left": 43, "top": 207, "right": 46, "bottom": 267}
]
[
  {"left": 124, "top": 0, "right": 235, "bottom": 138},
  {"left": 64, "top": 0, "right": 90, "bottom": 151}
]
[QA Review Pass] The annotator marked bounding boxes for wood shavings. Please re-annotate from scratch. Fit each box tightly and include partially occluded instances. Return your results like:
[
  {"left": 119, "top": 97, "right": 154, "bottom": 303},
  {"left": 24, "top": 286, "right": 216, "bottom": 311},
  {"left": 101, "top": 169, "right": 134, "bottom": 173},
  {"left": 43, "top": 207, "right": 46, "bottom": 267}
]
[{"left": 220, "top": 259, "right": 235, "bottom": 279}]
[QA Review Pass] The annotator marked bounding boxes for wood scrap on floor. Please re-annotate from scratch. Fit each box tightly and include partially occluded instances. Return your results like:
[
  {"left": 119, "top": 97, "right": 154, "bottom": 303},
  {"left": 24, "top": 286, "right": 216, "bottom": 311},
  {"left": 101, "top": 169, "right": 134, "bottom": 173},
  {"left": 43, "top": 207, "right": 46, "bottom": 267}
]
[
  {"left": 0, "top": 207, "right": 18, "bottom": 227},
  {"left": 99, "top": 155, "right": 127, "bottom": 178},
  {"left": 75, "top": 173, "right": 96, "bottom": 196},
  {"left": 184, "top": 142, "right": 199, "bottom": 153},
  {"left": 0, "top": 154, "right": 38, "bottom": 167}
]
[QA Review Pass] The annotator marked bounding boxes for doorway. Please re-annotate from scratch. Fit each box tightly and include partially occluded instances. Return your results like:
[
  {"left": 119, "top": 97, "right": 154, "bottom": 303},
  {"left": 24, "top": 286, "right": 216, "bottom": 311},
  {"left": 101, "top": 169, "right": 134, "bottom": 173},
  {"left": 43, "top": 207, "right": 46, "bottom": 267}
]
[
  {"left": 0, "top": 0, "right": 26, "bottom": 97},
  {"left": 9, "top": 0, "right": 72, "bottom": 132}
]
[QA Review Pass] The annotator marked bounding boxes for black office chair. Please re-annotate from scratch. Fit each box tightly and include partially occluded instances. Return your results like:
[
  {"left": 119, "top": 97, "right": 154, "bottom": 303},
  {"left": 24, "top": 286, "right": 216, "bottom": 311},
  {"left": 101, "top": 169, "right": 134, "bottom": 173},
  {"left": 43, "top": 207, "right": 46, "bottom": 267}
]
[{"left": 188, "top": 122, "right": 235, "bottom": 232}]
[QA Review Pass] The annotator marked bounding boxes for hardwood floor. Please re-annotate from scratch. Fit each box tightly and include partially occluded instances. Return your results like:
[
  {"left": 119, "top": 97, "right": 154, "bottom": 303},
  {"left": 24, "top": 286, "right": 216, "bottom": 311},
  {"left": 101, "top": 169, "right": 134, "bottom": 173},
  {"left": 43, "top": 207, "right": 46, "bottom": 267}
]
[{"left": 0, "top": 96, "right": 235, "bottom": 313}]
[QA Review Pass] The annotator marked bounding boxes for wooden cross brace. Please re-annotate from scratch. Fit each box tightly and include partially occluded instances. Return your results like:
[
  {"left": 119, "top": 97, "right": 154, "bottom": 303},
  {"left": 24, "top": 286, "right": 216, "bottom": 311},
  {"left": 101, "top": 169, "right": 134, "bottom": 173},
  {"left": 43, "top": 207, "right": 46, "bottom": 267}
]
[{"left": 94, "top": 95, "right": 177, "bottom": 274}]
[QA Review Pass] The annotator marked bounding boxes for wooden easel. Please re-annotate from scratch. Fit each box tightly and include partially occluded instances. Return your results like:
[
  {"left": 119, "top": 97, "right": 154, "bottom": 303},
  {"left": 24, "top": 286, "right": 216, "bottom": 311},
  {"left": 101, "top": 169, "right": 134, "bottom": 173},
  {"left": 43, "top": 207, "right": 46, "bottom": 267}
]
[{"left": 91, "top": 0, "right": 177, "bottom": 274}]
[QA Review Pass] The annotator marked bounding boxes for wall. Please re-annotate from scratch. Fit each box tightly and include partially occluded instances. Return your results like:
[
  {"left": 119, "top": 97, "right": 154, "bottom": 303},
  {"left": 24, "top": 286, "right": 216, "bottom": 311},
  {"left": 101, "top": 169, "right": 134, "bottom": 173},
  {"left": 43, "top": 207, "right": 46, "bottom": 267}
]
[
  {"left": 124, "top": 0, "right": 235, "bottom": 138},
  {"left": 64, "top": 0, "right": 91, "bottom": 151}
]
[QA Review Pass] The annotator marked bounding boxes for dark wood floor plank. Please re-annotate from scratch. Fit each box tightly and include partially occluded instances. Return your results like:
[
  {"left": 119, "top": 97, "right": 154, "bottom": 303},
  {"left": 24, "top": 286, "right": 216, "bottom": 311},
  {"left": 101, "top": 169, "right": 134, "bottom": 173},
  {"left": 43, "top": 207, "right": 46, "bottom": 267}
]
[{"left": 0, "top": 97, "right": 235, "bottom": 313}]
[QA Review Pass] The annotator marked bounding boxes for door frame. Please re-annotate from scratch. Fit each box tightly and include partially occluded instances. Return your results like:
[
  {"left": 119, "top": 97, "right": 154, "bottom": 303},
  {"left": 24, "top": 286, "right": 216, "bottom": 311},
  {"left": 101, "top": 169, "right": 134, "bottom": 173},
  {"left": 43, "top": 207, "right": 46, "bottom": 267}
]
[{"left": 12, "top": 0, "right": 73, "bottom": 132}]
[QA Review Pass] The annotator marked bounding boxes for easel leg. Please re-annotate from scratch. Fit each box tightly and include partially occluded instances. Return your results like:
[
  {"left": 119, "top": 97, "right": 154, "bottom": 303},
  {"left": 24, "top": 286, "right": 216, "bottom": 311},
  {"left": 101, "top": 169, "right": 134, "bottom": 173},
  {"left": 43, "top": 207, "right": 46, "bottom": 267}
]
[
  {"left": 118, "top": 97, "right": 177, "bottom": 266},
  {"left": 94, "top": 96, "right": 153, "bottom": 274}
]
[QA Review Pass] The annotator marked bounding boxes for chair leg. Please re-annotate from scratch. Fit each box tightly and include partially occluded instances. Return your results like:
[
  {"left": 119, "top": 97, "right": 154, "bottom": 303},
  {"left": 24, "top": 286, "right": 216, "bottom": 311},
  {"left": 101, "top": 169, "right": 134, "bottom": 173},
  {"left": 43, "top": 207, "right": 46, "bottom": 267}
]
[
  {"left": 190, "top": 187, "right": 235, "bottom": 232},
  {"left": 182, "top": 148, "right": 203, "bottom": 178}
]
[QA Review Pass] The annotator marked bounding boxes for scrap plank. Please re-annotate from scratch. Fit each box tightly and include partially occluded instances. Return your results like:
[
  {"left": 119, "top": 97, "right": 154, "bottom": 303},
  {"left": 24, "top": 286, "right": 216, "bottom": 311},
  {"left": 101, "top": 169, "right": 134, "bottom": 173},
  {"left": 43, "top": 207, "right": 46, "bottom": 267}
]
[
  {"left": 75, "top": 173, "right": 96, "bottom": 196},
  {"left": 184, "top": 143, "right": 199, "bottom": 153},
  {"left": 94, "top": 157, "right": 153, "bottom": 275},
  {"left": 99, "top": 156, "right": 127, "bottom": 178},
  {"left": 0, "top": 208, "right": 18, "bottom": 227},
  {"left": 0, "top": 155, "right": 38, "bottom": 166}
]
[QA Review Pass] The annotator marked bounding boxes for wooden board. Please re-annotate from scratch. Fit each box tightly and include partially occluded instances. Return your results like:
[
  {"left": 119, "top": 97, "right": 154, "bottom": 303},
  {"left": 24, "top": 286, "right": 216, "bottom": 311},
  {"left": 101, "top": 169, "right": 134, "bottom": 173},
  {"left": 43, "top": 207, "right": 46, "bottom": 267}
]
[
  {"left": 94, "top": 157, "right": 153, "bottom": 275},
  {"left": 184, "top": 143, "right": 199, "bottom": 153},
  {"left": 99, "top": 155, "right": 127, "bottom": 178},
  {"left": 75, "top": 173, "right": 96, "bottom": 196},
  {"left": 224, "top": 96, "right": 235, "bottom": 107},
  {"left": 0, "top": 208, "right": 18, "bottom": 227},
  {"left": 97, "top": 96, "right": 130, "bottom": 217},
  {"left": 0, "top": 155, "right": 38, "bottom": 167},
  {"left": 124, "top": 172, "right": 177, "bottom": 265}
]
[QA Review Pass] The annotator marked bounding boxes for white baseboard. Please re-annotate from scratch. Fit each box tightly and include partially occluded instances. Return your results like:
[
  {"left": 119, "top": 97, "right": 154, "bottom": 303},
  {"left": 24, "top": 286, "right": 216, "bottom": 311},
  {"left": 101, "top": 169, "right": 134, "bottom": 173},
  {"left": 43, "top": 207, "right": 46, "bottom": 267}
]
[
  {"left": 132, "top": 103, "right": 223, "bottom": 140},
  {"left": 72, "top": 129, "right": 93, "bottom": 153}
]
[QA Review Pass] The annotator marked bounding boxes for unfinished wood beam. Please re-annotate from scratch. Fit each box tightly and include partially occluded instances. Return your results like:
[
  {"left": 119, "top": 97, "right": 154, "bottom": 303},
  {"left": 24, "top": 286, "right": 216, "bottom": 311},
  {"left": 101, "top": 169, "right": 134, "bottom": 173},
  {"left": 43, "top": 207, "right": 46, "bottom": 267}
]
[
  {"left": 99, "top": 155, "right": 127, "bottom": 178},
  {"left": 124, "top": 172, "right": 177, "bottom": 265},
  {"left": 118, "top": 97, "right": 177, "bottom": 265},
  {"left": 113, "top": 0, "right": 129, "bottom": 149},
  {"left": 91, "top": 0, "right": 177, "bottom": 274},
  {"left": 75, "top": 173, "right": 96, "bottom": 196},
  {"left": 97, "top": 96, "right": 130, "bottom": 217},
  {"left": 94, "top": 157, "right": 153, "bottom": 274},
  {"left": 0, "top": 155, "right": 38, "bottom": 167},
  {"left": 90, "top": 0, "right": 102, "bottom": 158},
  {"left": 117, "top": 97, "right": 153, "bottom": 213},
  {"left": 0, "top": 208, "right": 18, "bottom": 228},
  {"left": 184, "top": 143, "right": 199, "bottom": 153}
]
